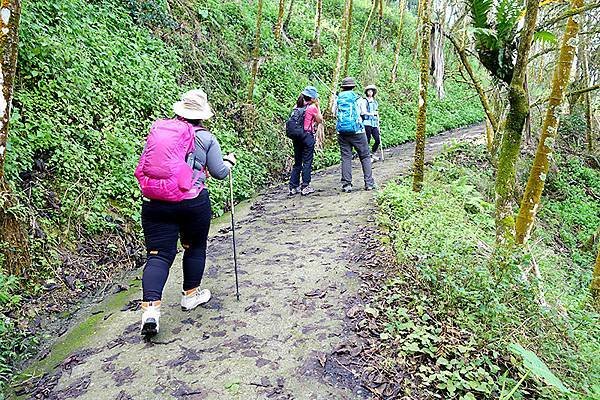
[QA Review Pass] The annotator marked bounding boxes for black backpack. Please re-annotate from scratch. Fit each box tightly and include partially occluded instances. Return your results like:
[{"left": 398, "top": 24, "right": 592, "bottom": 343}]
[{"left": 285, "top": 106, "right": 306, "bottom": 139}]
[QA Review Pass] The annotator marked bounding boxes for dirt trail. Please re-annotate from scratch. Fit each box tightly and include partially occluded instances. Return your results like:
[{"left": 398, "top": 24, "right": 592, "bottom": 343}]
[{"left": 18, "top": 125, "right": 482, "bottom": 400}]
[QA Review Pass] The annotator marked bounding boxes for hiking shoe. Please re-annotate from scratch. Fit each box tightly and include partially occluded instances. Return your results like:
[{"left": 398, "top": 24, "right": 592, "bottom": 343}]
[
  {"left": 181, "top": 288, "right": 211, "bottom": 311},
  {"left": 365, "top": 183, "right": 378, "bottom": 191},
  {"left": 289, "top": 187, "right": 300, "bottom": 196},
  {"left": 371, "top": 155, "right": 380, "bottom": 163},
  {"left": 141, "top": 301, "right": 161, "bottom": 337},
  {"left": 341, "top": 184, "right": 353, "bottom": 193},
  {"left": 301, "top": 186, "right": 315, "bottom": 196}
]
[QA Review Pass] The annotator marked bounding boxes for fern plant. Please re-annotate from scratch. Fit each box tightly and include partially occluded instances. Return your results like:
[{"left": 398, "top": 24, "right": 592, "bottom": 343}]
[{"left": 467, "top": 0, "right": 557, "bottom": 86}]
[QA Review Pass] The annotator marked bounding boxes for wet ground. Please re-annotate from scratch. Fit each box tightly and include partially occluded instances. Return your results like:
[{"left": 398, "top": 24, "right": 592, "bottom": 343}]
[{"left": 16, "top": 125, "right": 482, "bottom": 400}]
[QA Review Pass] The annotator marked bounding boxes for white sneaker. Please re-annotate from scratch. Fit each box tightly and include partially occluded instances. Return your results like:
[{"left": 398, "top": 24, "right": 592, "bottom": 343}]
[
  {"left": 181, "top": 288, "right": 212, "bottom": 311},
  {"left": 371, "top": 155, "right": 379, "bottom": 163},
  {"left": 141, "top": 301, "right": 161, "bottom": 337}
]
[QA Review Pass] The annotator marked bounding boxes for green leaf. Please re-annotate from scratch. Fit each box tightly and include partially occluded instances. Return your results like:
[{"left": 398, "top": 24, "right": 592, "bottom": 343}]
[
  {"left": 533, "top": 30, "right": 558, "bottom": 45},
  {"left": 508, "top": 343, "right": 570, "bottom": 393},
  {"left": 467, "top": 0, "right": 493, "bottom": 29}
]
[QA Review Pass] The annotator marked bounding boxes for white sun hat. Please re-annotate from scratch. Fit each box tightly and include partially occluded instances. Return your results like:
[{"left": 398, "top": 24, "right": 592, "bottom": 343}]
[{"left": 173, "top": 89, "right": 214, "bottom": 120}]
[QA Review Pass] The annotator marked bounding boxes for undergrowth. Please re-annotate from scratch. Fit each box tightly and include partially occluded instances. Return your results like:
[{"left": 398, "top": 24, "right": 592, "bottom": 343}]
[{"left": 375, "top": 142, "right": 599, "bottom": 399}]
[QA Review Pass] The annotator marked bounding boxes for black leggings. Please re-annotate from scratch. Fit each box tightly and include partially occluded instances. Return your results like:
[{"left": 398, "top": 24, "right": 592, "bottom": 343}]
[
  {"left": 141, "top": 190, "right": 211, "bottom": 302},
  {"left": 365, "top": 125, "right": 381, "bottom": 153}
]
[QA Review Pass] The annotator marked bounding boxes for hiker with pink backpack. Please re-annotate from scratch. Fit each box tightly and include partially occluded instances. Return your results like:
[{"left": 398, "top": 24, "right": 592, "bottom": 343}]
[{"left": 134, "top": 89, "right": 236, "bottom": 337}]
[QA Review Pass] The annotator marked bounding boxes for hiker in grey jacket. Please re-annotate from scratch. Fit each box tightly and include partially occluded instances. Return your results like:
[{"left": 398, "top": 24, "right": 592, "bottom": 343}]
[{"left": 331, "top": 77, "right": 376, "bottom": 192}]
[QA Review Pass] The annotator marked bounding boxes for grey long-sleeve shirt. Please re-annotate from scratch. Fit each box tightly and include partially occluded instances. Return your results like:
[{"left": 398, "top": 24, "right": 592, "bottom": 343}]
[{"left": 188, "top": 128, "right": 231, "bottom": 187}]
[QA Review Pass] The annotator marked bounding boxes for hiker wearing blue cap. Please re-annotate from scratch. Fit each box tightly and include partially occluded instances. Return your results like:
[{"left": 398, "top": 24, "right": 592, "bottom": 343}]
[{"left": 285, "top": 86, "right": 323, "bottom": 196}]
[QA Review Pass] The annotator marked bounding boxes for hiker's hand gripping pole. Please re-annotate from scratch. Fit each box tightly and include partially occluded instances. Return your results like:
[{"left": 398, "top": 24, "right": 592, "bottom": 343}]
[{"left": 229, "top": 172, "right": 240, "bottom": 301}]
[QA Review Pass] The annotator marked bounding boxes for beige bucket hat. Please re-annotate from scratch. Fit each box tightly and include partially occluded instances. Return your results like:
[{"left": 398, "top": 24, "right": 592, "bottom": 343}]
[{"left": 173, "top": 89, "right": 214, "bottom": 120}]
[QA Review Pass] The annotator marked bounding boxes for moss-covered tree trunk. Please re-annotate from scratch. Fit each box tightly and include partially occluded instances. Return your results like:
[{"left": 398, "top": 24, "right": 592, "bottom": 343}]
[
  {"left": 581, "top": 43, "right": 593, "bottom": 152},
  {"left": 390, "top": 0, "right": 406, "bottom": 82},
  {"left": 311, "top": 0, "right": 323, "bottom": 55},
  {"left": 592, "top": 242, "right": 600, "bottom": 306},
  {"left": 494, "top": 0, "right": 540, "bottom": 244},
  {"left": 515, "top": 0, "right": 583, "bottom": 245},
  {"left": 283, "top": 0, "right": 295, "bottom": 32},
  {"left": 358, "top": 0, "right": 378, "bottom": 60},
  {"left": 412, "top": 0, "right": 422, "bottom": 60},
  {"left": 0, "top": 0, "right": 30, "bottom": 276},
  {"left": 412, "top": 0, "right": 430, "bottom": 193},
  {"left": 447, "top": 34, "right": 498, "bottom": 135},
  {"left": 329, "top": 0, "right": 351, "bottom": 111},
  {"left": 376, "top": 0, "right": 384, "bottom": 50},
  {"left": 275, "top": 0, "right": 285, "bottom": 41},
  {"left": 343, "top": 0, "right": 354, "bottom": 76},
  {"left": 247, "top": 0, "right": 264, "bottom": 103}
]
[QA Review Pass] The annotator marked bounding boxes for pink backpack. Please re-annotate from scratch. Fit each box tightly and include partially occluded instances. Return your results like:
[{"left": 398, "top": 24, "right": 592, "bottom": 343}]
[{"left": 135, "top": 119, "right": 204, "bottom": 202}]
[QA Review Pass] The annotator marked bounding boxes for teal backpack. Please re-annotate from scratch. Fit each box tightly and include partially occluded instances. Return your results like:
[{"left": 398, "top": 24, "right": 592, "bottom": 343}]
[{"left": 336, "top": 91, "right": 363, "bottom": 134}]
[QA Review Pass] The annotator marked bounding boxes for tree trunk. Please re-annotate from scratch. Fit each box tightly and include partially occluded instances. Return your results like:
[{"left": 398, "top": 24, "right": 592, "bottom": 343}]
[
  {"left": 582, "top": 42, "right": 593, "bottom": 152},
  {"left": 413, "top": 0, "right": 423, "bottom": 61},
  {"left": 0, "top": 0, "right": 30, "bottom": 276},
  {"left": 329, "top": 0, "right": 351, "bottom": 111},
  {"left": 515, "top": 0, "right": 584, "bottom": 245},
  {"left": 311, "top": 0, "right": 323, "bottom": 55},
  {"left": 275, "top": 0, "right": 285, "bottom": 41},
  {"left": 343, "top": 0, "right": 354, "bottom": 77},
  {"left": 412, "top": 0, "right": 430, "bottom": 193},
  {"left": 247, "top": 0, "right": 264, "bottom": 103},
  {"left": 592, "top": 242, "right": 600, "bottom": 306},
  {"left": 358, "top": 0, "right": 378, "bottom": 60},
  {"left": 485, "top": 117, "right": 494, "bottom": 153},
  {"left": 494, "top": 0, "right": 540, "bottom": 244},
  {"left": 283, "top": 0, "right": 295, "bottom": 33},
  {"left": 376, "top": 0, "right": 384, "bottom": 50},
  {"left": 446, "top": 33, "right": 498, "bottom": 138},
  {"left": 390, "top": 0, "right": 407, "bottom": 82}
]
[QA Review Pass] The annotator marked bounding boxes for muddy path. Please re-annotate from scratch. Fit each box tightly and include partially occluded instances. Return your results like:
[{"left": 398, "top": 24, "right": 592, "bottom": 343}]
[{"left": 15, "top": 125, "right": 482, "bottom": 400}]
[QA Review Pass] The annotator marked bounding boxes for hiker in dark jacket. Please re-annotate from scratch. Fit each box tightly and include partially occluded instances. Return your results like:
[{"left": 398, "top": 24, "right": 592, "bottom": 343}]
[
  {"left": 289, "top": 86, "right": 323, "bottom": 196},
  {"left": 331, "top": 77, "right": 376, "bottom": 192},
  {"left": 135, "top": 89, "right": 236, "bottom": 337}
]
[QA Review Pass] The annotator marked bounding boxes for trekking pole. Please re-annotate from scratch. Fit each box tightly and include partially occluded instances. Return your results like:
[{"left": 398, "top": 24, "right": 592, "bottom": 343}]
[
  {"left": 310, "top": 73, "right": 336, "bottom": 96},
  {"left": 229, "top": 172, "right": 240, "bottom": 301}
]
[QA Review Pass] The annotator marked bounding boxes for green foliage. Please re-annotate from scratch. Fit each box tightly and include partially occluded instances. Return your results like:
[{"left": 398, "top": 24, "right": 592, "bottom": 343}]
[
  {"left": 509, "top": 343, "right": 570, "bottom": 394},
  {"left": 376, "top": 143, "right": 600, "bottom": 398},
  {"left": 0, "top": 273, "right": 33, "bottom": 386}
]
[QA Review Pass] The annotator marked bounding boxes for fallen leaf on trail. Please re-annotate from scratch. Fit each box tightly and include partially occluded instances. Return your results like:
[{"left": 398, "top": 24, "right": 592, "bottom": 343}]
[
  {"left": 317, "top": 352, "right": 327, "bottom": 367},
  {"left": 346, "top": 305, "right": 361, "bottom": 318},
  {"left": 304, "top": 290, "right": 326, "bottom": 298}
]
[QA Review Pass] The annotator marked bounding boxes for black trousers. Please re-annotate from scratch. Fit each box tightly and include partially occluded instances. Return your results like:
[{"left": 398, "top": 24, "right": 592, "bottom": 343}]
[
  {"left": 141, "top": 190, "right": 211, "bottom": 301},
  {"left": 365, "top": 125, "right": 381, "bottom": 153},
  {"left": 289, "top": 133, "right": 316, "bottom": 189}
]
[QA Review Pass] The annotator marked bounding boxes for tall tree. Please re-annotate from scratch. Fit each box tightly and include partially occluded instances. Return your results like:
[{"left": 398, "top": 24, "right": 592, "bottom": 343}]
[
  {"left": 515, "top": 0, "right": 584, "bottom": 245},
  {"left": 376, "top": 0, "right": 384, "bottom": 50},
  {"left": 329, "top": 0, "right": 352, "bottom": 110},
  {"left": 0, "top": 0, "right": 30, "bottom": 275},
  {"left": 493, "top": 0, "right": 540, "bottom": 243},
  {"left": 247, "top": 0, "right": 264, "bottom": 103},
  {"left": 343, "top": 0, "right": 354, "bottom": 76},
  {"left": 390, "top": 0, "right": 407, "bottom": 82},
  {"left": 275, "top": 0, "right": 285, "bottom": 41},
  {"left": 283, "top": 0, "right": 295, "bottom": 33},
  {"left": 358, "top": 0, "right": 378, "bottom": 59},
  {"left": 312, "top": 0, "right": 324, "bottom": 55},
  {"left": 447, "top": 34, "right": 499, "bottom": 135},
  {"left": 412, "top": 0, "right": 423, "bottom": 60},
  {"left": 412, "top": 0, "right": 431, "bottom": 192},
  {"left": 581, "top": 39, "right": 593, "bottom": 152}
]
